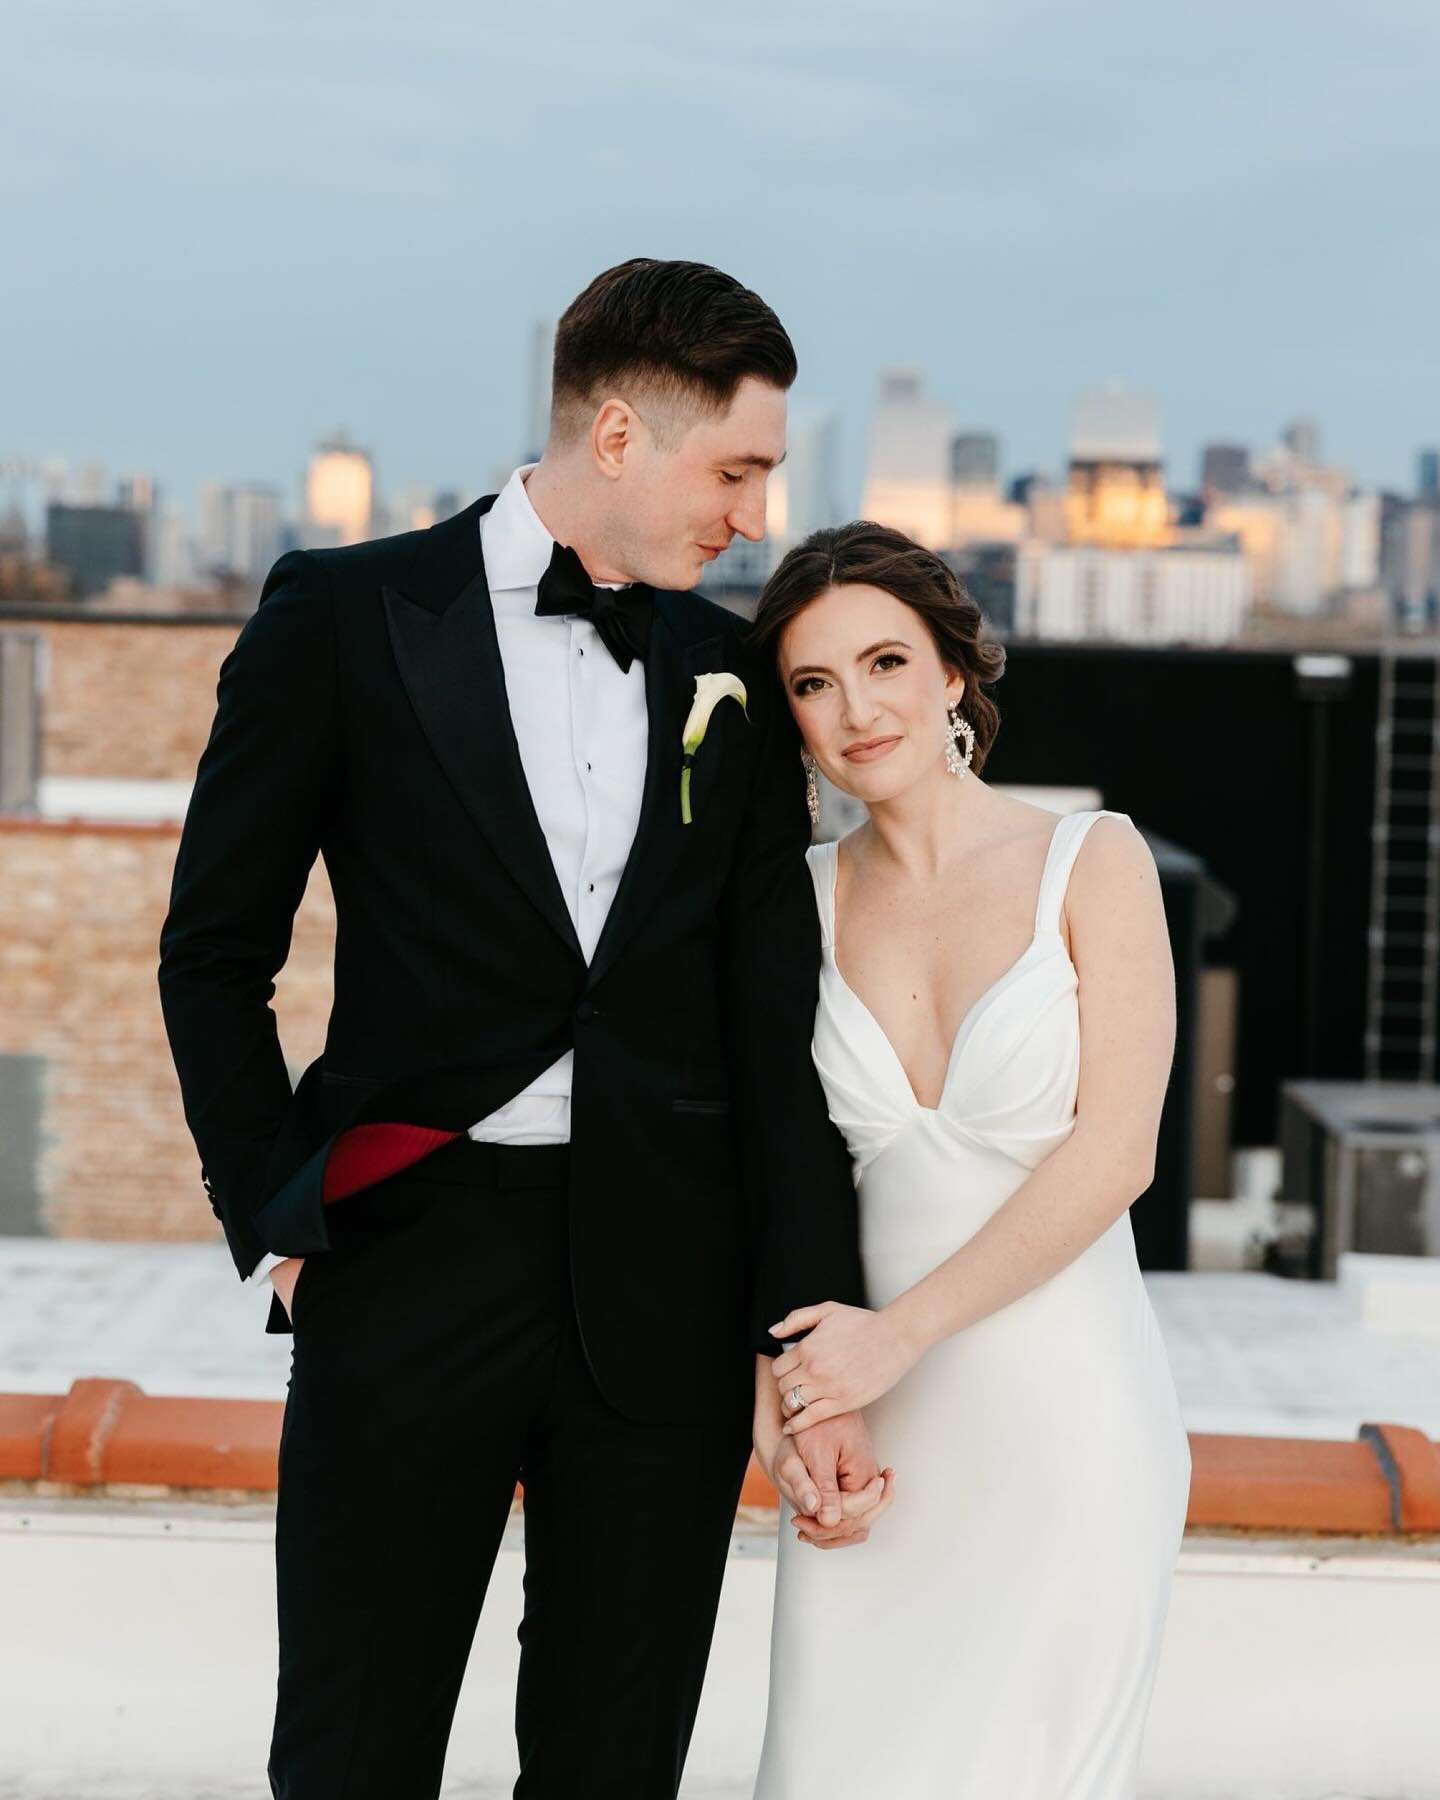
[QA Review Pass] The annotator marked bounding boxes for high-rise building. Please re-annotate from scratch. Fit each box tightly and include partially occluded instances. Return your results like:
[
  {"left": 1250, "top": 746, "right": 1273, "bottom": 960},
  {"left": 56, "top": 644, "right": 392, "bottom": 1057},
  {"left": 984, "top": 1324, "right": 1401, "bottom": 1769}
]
[
  {"left": 860, "top": 369, "right": 953, "bottom": 549},
  {"left": 1282, "top": 418, "right": 1322, "bottom": 464},
  {"left": 1209, "top": 488, "right": 1344, "bottom": 615},
  {"left": 1201, "top": 444, "right": 1250, "bottom": 496},
  {"left": 951, "top": 433, "right": 999, "bottom": 486},
  {"left": 115, "top": 473, "right": 160, "bottom": 580},
  {"left": 1010, "top": 473, "right": 1067, "bottom": 544},
  {"left": 198, "top": 482, "right": 283, "bottom": 579},
  {"left": 948, "top": 431, "right": 1024, "bottom": 547},
  {"left": 304, "top": 436, "right": 373, "bottom": 547},
  {"left": 197, "top": 482, "right": 231, "bottom": 574},
  {"left": 45, "top": 504, "right": 145, "bottom": 598},
  {"left": 1339, "top": 492, "right": 1382, "bottom": 592},
  {"left": 1381, "top": 497, "right": 1440, "bottom": 628},
  {"left": 1064, "top": 384, "right": 1168, "bottom": 548},
  {"left": 232, "top": 486, "right": 283, "bottom": 578},
  {"left": 1418, "top": 449, "right": 1439, "bottom": 499},
  {"left": 1014, "top": 542, "right": 1251, "bottom": 644},
  {"left": 1071, "top": 384, "right": 1162, "bottom": 463},
  {"left": 1209, "top": 424, "right": 1377, "bottom": 613},
  {"left": 115, "top": 473, "right": 158, "bottom": 513},
  {"left": 777, "top": 410, "right": 843, "bottom": 546},
  {"left": 73, "top": 462, "right": 107, "bottom": 505},
  {"left": 384, "top": 486, "right": 442, "bottom": 535},
  {"left": 150, "top": 508, "right": 198, "bottom": 591}
]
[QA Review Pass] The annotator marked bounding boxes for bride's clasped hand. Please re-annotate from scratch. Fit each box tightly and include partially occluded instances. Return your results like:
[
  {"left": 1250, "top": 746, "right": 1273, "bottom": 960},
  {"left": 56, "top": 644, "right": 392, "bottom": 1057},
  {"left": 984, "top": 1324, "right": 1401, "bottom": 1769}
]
[{"left": 770, "top": 1300, "right": 928, "bottom": 1430}]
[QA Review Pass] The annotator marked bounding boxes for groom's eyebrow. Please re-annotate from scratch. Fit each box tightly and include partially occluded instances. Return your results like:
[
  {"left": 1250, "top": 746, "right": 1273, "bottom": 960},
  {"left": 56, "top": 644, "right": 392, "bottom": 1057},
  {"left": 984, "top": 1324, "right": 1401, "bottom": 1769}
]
[{"left": 727, "top": 451, "right": 787, "bottom": 470}]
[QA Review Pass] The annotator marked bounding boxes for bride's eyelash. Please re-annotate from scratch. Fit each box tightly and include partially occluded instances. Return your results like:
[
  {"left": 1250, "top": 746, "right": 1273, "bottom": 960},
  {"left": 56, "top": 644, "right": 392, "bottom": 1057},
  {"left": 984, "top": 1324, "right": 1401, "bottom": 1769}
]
[{"left": 792, "top": 654, "right": 906, "bottom": 699}]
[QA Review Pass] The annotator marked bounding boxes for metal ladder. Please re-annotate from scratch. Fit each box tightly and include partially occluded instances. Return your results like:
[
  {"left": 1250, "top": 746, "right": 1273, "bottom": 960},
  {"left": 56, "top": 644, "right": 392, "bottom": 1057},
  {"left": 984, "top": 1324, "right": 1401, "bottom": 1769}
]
[{"left": 1365, "top": 649, "right": 1440, "bottom": 1081}]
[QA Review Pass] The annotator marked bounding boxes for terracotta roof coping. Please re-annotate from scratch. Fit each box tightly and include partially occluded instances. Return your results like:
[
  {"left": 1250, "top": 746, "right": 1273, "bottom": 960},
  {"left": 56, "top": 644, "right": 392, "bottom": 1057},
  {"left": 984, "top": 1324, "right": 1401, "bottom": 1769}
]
[{"left": 3, "top": 1381, "right": 1438, "bottom": 1536}]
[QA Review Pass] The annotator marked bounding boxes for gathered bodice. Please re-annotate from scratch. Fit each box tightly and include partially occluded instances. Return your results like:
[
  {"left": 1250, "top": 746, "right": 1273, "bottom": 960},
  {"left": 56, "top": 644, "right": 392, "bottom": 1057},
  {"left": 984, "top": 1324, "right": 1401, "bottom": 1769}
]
[{"left": 806, "top": 809, "right": 1129, "bottom": 1176}]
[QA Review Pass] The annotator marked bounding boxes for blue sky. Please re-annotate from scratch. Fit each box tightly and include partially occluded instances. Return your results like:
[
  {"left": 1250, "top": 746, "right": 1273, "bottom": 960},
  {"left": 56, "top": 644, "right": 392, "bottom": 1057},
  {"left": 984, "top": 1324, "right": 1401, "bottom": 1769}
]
[{"left": 4, "top": 0, "right": 1436, "bottom": 514}]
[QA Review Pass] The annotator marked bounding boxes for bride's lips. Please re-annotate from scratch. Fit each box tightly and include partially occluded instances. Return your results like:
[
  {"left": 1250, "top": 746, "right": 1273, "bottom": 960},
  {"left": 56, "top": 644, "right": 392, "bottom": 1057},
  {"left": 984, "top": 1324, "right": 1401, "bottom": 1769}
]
[{"left": 842, "top": 735, "right": 902, "bottom": 763}]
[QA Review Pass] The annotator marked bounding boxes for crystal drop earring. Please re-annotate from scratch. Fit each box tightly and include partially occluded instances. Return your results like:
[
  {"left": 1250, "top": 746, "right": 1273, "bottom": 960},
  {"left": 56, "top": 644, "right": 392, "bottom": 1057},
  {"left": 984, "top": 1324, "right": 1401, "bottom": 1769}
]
[
  {"left": 800, "top": 749, "right": 821, "bottom": 825},
  {"left": 945, "top": 701, "right": 975, "bottom": 778}
]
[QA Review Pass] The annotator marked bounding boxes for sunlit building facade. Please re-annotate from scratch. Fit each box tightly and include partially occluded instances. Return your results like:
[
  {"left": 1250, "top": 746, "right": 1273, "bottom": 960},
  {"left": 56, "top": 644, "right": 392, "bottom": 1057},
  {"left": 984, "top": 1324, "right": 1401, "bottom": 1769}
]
[
  {"left": 1063, "top": 384, "right": 1169, "bottom": 548},
  {"left": 1015, "top": 543, "right": 1251, "bottom": 644},
  {"left": 949, "top": 431, "right": 1025, "bottom": 547},
  {"left": 1206, "top": 431, "right": 1381, "bottom": 613},
  {"left": 304, "top": 437, "right": 373, "bottom": 548},
  {"left": 860, "top": 369, "right": 953, "bottom": 549}
]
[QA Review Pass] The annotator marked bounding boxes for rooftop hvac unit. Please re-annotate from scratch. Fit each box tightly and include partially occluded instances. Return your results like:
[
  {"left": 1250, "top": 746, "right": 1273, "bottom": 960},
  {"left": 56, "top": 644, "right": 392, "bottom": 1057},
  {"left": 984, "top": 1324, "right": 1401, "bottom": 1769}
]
[
  {"left": 0, "top": 632, "right": 42, "bottom": 813},
  {"left": 1280, "top": 1079, "right": 1440, "bottom": 1278}
]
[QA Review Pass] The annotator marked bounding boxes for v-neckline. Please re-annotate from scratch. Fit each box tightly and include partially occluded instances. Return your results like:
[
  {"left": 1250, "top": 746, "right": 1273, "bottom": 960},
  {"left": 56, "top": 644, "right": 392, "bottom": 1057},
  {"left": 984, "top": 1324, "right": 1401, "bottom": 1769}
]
[{"left": 825, "top": 818, "right": 1070, "bottom": 1114}]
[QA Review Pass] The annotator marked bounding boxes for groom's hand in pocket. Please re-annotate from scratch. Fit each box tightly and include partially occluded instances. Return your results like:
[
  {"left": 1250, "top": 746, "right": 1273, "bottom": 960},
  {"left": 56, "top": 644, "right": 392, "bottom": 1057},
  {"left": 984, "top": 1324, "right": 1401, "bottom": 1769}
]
[{"left": 270, "top": 1256, "right": 305, "bottom": 1323}]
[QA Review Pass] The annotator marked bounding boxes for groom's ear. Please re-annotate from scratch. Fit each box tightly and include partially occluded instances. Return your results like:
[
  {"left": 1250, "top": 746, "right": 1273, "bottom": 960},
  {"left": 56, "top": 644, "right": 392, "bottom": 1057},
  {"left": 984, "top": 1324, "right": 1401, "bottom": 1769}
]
[{"left": 591, "top": 398, "right": 638, "bottom": 480}]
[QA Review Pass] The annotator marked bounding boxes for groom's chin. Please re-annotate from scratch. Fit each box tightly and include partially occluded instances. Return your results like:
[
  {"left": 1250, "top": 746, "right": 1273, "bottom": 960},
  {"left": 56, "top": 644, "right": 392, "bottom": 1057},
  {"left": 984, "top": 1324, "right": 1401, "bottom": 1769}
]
[{"left": 660, "top": 557, "right": 707, "bottom": 593}]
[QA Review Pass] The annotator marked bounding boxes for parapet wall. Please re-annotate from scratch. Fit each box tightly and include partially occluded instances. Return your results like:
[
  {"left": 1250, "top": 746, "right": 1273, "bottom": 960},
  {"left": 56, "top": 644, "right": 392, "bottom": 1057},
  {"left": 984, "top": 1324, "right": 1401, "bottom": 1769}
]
[{"left": 5, "top": 1377, "right": 1439, "bottom": 1534}]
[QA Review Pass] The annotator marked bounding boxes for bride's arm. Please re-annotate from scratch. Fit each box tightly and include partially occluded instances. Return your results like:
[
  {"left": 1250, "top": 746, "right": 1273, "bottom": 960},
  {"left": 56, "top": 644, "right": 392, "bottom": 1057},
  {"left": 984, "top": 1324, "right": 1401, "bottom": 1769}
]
[{"left": 770, "top": 816, "right": 1176, "bottom": 1430}]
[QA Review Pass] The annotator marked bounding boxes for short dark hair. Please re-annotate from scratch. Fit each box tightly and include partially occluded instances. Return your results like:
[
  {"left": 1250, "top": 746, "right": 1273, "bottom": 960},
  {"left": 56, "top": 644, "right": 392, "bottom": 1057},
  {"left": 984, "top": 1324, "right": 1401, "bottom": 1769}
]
[
  {"left": 750, "top": 521, "right": 1007, "bottom": 775},
  {"left": 550, "top": 258, "right": 796, "bottom": 442}
]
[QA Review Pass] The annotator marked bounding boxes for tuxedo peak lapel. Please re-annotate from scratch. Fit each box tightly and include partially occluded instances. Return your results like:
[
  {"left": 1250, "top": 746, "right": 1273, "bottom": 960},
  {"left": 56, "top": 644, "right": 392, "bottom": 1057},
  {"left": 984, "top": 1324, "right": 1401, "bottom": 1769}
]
[{"left": 382, "top": 511, "right": 583, "bottom": 963}]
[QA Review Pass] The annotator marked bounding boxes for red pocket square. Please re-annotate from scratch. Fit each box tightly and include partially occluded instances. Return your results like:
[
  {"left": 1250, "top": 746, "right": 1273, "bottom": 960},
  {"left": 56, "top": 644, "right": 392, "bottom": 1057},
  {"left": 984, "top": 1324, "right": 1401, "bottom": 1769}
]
[{"left": 321, "top": 1123, "right": 462, "bottom": 1204}]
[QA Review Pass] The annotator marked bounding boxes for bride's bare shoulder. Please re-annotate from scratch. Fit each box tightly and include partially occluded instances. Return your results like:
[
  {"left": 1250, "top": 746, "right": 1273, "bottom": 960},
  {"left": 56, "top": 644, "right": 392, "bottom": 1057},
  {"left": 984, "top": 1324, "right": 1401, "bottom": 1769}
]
[{"left": 1064, "top": 813, "right": 1157, "bottom": 940}]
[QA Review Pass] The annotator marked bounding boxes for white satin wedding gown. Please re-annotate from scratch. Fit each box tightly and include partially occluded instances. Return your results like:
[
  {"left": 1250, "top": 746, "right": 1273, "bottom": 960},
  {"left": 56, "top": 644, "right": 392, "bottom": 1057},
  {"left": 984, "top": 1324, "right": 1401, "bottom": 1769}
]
[{"left": 753, "top": 809, "right": 1191, "bottom": 1799}]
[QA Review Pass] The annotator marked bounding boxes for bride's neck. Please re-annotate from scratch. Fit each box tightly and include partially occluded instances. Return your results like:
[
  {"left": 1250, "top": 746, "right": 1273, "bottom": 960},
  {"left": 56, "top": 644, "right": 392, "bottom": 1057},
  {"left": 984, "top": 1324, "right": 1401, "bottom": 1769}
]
[{"left": 860, "top": 774, "right": 1000, "bottom": 881}]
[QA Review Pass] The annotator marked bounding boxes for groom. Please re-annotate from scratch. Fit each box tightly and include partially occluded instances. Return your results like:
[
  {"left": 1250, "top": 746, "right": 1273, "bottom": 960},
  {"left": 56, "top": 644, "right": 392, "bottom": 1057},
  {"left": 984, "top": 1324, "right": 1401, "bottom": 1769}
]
[{"left": 158, "top": 258, "right": 880, "bottom": 1797}]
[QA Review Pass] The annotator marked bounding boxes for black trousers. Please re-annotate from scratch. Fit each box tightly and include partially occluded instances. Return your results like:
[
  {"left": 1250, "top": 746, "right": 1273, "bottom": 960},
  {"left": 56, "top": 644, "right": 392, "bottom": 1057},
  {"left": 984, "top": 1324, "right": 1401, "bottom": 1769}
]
[{"left": 268, "top": 1137, "right": 753, "bottom": 1799}]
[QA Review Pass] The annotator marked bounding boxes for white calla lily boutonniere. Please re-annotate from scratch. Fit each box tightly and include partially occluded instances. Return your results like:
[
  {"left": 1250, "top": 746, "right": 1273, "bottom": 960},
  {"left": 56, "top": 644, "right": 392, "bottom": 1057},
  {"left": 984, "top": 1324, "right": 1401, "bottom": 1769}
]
[{"left": 680, "top": 672, "right": 748, "bottom": 824}]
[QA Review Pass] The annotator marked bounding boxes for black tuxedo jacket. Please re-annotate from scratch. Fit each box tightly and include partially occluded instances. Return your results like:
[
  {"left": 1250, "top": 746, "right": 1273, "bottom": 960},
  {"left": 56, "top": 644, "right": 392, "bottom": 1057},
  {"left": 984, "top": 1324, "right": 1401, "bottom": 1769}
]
[{"left": 157, "top": 496, "right": 864, "bottom": 1423}]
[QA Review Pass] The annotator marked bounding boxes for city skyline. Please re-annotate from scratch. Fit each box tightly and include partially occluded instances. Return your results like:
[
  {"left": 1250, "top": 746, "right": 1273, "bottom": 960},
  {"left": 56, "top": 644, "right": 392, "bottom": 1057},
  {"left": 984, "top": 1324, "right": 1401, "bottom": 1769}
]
[
  {"left": 7, "top": 373, "right": 1436, "bottom": 543},
  {"left": 4, "top": 0, "right": 1437, "bottom": 516}
]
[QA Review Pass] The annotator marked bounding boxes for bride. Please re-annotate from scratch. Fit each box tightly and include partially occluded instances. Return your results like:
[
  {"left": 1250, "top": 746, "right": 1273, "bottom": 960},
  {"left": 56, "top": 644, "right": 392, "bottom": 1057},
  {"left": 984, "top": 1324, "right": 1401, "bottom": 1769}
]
[{"left": 747, "top": 522, "right": 1192, "bottom": 1798}]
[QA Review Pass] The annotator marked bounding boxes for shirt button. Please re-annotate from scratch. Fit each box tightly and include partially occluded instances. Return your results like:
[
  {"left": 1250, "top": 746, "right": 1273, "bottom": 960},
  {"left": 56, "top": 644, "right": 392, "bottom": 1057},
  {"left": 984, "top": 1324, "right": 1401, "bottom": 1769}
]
[
  {"left": 585, "top": 761, "right": 592, "bottom": 772},
  {"left": 587, "top": 882, "right": 595, "bottom": 894},
  {"left": 577, "top": 646, "right": 585, "bottom": 657}
]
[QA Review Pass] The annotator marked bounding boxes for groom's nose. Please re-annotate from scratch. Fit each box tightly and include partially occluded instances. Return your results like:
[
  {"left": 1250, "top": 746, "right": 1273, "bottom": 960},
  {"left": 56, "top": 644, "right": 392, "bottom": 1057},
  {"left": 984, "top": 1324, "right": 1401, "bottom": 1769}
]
[{"left": 726, "top": 487, "right": 767, "bottom": 543}]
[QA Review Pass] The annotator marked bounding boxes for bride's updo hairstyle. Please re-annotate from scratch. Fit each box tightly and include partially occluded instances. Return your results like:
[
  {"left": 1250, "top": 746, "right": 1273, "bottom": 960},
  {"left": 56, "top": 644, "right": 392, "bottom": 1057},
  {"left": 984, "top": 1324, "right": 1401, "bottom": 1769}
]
[{"left": 750, "top": 521, "right": 1006, "bottom": 775}]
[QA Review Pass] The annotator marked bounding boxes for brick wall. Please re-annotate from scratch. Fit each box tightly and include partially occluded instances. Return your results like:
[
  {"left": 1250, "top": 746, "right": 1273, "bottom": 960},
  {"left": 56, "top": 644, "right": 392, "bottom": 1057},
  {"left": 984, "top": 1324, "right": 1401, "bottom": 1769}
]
[
  {"left": 1, "top": 611, "right": 338, "bottom": 1242},
  {"left": 35, "top": 615, "right": 243, "bottom": 780}
]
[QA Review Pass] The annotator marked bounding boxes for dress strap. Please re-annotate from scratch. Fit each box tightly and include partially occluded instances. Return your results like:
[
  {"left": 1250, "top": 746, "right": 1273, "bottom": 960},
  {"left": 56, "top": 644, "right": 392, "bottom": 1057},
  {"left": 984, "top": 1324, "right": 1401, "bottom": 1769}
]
[
  {"left": 1033, "top": 809, "right": 1130, "bottom": 937},
  {"left": 805, "top": 840, "right": 838, "bottom": 950}
]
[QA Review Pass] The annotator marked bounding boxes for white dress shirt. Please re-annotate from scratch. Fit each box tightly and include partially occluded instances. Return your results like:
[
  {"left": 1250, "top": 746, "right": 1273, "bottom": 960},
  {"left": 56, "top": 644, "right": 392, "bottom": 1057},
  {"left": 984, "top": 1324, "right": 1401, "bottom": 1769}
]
[{"left": 249, "top": 466, "right": 650, "bottom": 1285}]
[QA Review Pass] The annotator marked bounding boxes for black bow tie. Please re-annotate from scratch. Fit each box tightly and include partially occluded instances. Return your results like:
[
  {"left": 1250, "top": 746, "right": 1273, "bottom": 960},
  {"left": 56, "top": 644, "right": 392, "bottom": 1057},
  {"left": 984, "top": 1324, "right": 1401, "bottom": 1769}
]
[{"left": 534, "top": 542, "right": 653, "bottom": 674}]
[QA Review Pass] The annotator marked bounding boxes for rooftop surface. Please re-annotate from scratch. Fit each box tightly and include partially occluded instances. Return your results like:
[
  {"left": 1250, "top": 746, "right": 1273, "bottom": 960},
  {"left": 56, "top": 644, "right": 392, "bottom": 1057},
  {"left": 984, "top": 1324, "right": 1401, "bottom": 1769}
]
[
  {"left": 1, "top": 1238, "right": 1437, "bottom": 1440},
  {"left": 2, "top": 1240, "right": 1437, "bottom": 1799}
]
